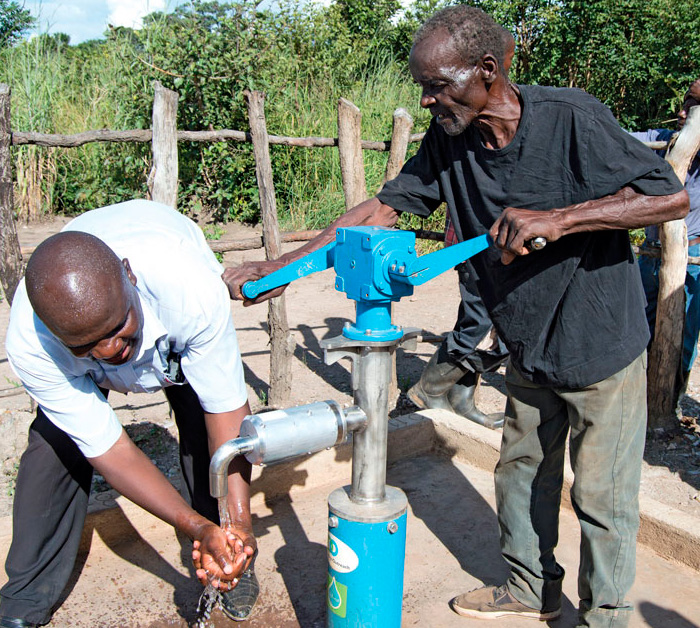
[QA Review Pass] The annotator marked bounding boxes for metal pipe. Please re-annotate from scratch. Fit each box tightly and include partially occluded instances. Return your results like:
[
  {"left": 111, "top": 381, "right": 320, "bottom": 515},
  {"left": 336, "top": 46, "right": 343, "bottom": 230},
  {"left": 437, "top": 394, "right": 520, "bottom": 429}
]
[
  {"left": 209, "top": 402, "right": 368, "bottom": 499},
  {"left": 350, "top": 345, "right": 393, "bottom": 503},
  {"left": 209, "top": 435, "right": 258, "bottom": 499}
]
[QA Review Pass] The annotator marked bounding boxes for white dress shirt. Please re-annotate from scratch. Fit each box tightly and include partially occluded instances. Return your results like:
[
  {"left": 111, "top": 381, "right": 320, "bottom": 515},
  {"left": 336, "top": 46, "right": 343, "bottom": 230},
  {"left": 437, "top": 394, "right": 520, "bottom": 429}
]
[{"left": 6, "top": 200, "right": 247, "bottom": 457}]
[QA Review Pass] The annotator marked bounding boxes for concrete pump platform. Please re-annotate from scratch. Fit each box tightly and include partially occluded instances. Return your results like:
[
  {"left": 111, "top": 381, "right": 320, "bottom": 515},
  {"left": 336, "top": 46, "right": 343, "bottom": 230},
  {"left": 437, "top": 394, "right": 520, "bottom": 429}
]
[{"left": 1, "top": 409, "right": 698, "bottom": 628}]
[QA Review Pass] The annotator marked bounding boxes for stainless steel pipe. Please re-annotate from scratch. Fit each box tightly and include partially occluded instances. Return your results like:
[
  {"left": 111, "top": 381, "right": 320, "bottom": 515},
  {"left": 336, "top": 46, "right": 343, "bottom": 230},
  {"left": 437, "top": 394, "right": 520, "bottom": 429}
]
[
  {"left": 209, "top": 401, "right": 367, "bottom": 499},
  {"left": 350, "top": 346, "right": 393, "bottom": 503}
]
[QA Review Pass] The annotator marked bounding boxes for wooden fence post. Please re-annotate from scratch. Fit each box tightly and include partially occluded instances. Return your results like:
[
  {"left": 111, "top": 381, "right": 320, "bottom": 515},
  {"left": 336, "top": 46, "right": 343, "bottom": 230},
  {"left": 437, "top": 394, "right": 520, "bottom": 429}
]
[
  {"left": 647, "top": 106, "right": 700, "bottom": 429},
  {"left": 245, "top": 90, "right": 293, "bottom": 408},
  {"left": 0, "top": 84, "right": 24, "bottom": 305},
  {"left": 148, "top": 81, "right": 179, "bottom": 207},
  {"left": 380, "top": 108, "right": 414, "bottom": 404},
  {"left": 338, "top": 98, "right": 367, "bottom": 209},
  {"left": 381, "top": 108, "right": 414, "bottom": 189}
]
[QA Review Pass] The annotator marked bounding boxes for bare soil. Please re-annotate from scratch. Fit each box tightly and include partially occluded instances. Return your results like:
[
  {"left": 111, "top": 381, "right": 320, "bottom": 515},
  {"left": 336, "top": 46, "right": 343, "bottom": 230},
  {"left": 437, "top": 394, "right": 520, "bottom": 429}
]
[{"left": 1, "top": 215, "right": 699, "bottom": 522}]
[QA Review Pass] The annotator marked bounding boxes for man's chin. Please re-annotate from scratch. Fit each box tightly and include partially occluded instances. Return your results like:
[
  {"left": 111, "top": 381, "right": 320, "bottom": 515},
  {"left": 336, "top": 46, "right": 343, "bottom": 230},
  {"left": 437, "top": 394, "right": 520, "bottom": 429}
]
[{"left": 438, "top": 117, "right": 467, "bottom": 136}]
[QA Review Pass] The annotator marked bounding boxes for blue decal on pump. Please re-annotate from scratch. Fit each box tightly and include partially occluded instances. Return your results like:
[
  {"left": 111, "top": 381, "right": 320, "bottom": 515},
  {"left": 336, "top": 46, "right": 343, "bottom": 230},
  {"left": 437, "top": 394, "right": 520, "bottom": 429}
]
[{"left": 328, "top": 532, "right": 359, "bottom": 573}]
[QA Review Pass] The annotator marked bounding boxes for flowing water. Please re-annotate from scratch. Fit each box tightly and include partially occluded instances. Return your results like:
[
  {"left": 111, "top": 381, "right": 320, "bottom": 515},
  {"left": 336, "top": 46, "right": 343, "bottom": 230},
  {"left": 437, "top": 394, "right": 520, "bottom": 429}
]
[
  {"left": 195, "top": 585, "right": 221, "bottom": 627},
  {"left": 194, "top": 496, "right": 233, "bottom": 626},
  {"left": 218, "top": 495, "right": 233, "bottom": 530}
]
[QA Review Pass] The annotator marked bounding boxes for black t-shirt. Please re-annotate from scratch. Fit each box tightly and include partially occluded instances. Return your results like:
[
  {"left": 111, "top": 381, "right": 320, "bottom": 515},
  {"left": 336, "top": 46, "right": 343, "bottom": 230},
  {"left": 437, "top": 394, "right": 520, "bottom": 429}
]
[{"left": 377, "top": 85, "right": 684, "bottom": 388}]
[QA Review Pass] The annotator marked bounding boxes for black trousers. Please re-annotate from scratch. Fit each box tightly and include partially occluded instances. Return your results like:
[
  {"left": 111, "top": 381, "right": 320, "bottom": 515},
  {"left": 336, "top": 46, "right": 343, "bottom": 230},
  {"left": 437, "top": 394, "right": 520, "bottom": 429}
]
[
  {"left": 0, "top": 384, "right": 216, "bottom": 625},
  {"left": 443, "top": 264, "right": 509, "bottom": 374}
]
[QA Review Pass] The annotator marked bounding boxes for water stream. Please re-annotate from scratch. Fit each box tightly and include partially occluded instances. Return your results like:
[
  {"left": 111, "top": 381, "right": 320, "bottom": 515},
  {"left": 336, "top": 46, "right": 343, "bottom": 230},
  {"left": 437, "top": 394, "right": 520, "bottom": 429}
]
[{"left": 194, "top": 496, "right": 233, "bottom": 626}]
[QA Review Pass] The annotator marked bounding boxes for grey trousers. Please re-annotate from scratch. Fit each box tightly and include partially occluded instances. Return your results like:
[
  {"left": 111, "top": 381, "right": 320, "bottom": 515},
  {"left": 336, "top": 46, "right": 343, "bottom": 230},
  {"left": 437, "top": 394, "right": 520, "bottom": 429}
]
[
  {"left": 443, "top": 264, "right": 509, "bottom": 374},
  {"left": 497, "top": 352, "right": 647, "bottom": 628},
  {"left": 0, "top": 384, "right": 217, "bottom": 625}
]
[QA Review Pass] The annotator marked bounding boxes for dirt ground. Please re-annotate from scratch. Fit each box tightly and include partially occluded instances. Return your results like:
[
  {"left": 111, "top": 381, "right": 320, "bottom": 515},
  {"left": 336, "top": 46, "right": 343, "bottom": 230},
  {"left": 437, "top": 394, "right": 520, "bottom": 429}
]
[{"left": 1, "top": 214, "right": 699, "bottom": 523}]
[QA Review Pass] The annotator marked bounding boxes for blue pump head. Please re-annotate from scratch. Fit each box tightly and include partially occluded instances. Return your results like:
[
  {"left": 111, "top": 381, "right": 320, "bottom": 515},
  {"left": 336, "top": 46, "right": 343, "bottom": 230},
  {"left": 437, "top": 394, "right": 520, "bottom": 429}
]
[
  {"left": 333, "top": 227, "right": 414, "bottom": 341},
  {"left": 241, "top": 226, "right": 492, "bottom": 342}
]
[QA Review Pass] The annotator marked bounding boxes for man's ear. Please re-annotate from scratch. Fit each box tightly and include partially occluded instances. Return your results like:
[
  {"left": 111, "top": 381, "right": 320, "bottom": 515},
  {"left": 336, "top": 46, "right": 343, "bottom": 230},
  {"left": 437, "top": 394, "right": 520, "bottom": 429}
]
[
  {"left": 122, "top": 258, "right": 137, "bottom": 286},
  {"left": 479, "top": 54, "right": 499, "bottom": 85}
]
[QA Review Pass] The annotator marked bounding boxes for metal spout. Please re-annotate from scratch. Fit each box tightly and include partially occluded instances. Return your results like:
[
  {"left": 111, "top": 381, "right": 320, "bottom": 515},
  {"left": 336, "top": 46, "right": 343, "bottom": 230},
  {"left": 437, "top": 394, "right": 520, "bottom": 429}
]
[
  {"left": 208, "top": 435, "right": 258, "bottom": 498},
  {"left": 209, "top": 401, "right": 367, "bottom": 499}
]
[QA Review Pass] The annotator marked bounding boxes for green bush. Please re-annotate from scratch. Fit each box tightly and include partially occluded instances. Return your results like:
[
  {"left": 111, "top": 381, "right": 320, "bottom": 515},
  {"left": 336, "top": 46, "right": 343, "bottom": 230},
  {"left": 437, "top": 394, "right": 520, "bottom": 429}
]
[{"left": 1, "top": 0, "right": 697, "bottom": 229}]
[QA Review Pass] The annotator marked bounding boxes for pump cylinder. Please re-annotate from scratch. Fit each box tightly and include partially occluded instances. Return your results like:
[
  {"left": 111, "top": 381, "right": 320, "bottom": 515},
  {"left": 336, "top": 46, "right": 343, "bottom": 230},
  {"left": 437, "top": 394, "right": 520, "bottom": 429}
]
[
  {"left": 326, "top": 485, "right": 408, "bottom": 628},
  {"left": 351, "top": 346, "right": 393, "bottom": 502}
]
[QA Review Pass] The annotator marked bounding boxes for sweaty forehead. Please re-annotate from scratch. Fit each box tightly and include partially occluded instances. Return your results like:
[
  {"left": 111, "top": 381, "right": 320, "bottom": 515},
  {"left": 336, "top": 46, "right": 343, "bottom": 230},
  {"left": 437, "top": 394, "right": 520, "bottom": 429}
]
[{"left": 410, "top": 31, "right": 463, "bottom": 76}]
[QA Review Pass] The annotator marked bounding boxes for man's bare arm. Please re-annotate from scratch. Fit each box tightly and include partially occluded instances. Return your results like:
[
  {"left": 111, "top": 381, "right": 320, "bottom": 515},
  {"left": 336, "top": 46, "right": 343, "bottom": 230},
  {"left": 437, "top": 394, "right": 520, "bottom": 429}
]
[
  {"left": 90, "top": 430, "right": 244, "bottom": 587},
  {"left": 222, "top": 197, "right": 400, "bottom": 303},
  {"left": 196, "top": 404, "right": 256, "bottom": 580},
  {"left": 490, "top": 188, "right": 689, "bottom": 264}
]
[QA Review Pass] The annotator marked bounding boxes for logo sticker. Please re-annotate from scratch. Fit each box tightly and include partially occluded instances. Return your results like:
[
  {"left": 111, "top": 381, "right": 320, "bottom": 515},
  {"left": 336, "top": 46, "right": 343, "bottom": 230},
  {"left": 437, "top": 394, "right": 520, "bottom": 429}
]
[
  {"left": 327, "top": 575, "right": 347, "bottom": 617},
  {"left": 328, "top": 532, "right": 359, "bottom": 573}
]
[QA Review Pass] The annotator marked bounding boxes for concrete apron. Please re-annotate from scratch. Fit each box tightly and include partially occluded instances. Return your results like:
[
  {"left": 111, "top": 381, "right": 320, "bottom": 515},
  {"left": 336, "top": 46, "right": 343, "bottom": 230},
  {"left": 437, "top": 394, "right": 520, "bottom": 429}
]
[{"left": 0, "top": 409, "right": 698, "bottom": 627}]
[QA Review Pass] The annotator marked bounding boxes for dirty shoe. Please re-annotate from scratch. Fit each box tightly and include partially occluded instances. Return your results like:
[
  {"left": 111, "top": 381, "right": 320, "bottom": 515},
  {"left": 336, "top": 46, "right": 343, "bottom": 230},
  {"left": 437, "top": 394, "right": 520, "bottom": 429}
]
[
  {"left": 449, "top": 584, "right": 561, "bottom": 621},
  {"left": 220, "top": 565, "right": 259, "bottom": 622}
]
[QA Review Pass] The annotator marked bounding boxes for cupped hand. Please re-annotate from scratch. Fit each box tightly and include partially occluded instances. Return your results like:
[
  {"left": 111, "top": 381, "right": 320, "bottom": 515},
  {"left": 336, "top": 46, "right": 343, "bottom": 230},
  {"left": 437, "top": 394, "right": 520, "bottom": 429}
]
[{"left": 191, "top": 523, "right": 251, "bottom": 590}]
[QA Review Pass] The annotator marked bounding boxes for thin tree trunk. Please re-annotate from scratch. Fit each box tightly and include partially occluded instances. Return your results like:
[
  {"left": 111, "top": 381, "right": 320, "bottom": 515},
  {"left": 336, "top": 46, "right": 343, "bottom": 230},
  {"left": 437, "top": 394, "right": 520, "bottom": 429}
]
[
  {"left": 0, "top": 84, "right": 24, "bottom": 304},
  {"left": 647, "top": 106, "right": 700, "bottom": 429},
  {"left": 380, "top": 108, "right": 413, "bottom": 189},
  {"left": 245, "top": 90, "right": 293, "bottom": 408},
  {"left": 148, "top": 81, "right": 179, "bottom": 208},
  {"left": 338, "top": 98, "right": 367, "bottom": 210}
]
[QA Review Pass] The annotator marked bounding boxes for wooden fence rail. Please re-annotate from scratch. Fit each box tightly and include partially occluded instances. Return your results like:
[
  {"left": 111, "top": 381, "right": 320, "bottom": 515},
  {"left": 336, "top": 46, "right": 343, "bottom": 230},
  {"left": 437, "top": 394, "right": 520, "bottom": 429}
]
[
  {"left": 0, "top": 79, "right": 698, "bottom": 427},
  {"left": 10, "top": 128, "right": 426, "bottom": 150}
]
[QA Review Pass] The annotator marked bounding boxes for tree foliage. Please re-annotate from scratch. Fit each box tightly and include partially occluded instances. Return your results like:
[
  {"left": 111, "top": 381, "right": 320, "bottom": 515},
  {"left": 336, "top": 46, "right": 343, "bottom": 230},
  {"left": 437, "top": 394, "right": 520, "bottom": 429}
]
[
  {"left": 0, "top": 0, "right": 699, "bottom": 221},
  {"left": 473, "top": 0, "right": 700, "bottom": 127},
  {"left": 0, "top": 0, "right": 34, "bottom": 48}
]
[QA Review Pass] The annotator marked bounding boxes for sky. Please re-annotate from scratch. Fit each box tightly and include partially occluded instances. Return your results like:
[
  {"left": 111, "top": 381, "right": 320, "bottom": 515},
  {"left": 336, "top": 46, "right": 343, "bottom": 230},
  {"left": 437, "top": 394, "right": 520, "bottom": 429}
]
[
  {"left": 23, "top": 1, "right": 334, "bottom": 44},
  {"left": 24, "top": 1, "right": 191, "bottom": 44}
]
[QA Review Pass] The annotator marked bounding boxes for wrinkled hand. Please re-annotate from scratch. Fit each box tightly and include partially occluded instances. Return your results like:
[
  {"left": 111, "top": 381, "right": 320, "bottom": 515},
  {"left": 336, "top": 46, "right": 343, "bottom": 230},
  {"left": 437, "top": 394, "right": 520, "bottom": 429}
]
[
  {"left": 221, "top": 260, "right": 287, "bottom": 305},
  {"left": 489, "top": 207, "right": 562, "bottom": 265},
  {"left": 191, "top": 523, "right": 256, "bottom": 591}
]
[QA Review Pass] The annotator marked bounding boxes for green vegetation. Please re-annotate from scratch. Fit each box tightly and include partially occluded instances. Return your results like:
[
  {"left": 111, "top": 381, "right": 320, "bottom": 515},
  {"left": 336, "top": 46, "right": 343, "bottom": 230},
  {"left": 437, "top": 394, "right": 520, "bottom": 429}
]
[
  {"left": 0, "top": 0, "right": 34, "bottom": 48},
  {"left": 0, "top": 0, "right": 698, "bottom": 233}
]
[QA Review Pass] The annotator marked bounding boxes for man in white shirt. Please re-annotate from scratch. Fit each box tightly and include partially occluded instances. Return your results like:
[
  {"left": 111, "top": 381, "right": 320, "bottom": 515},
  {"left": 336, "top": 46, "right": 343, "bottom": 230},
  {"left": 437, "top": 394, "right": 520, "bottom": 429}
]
[{"left": 1, "top": 200, "right": 258, "bottom": 627}]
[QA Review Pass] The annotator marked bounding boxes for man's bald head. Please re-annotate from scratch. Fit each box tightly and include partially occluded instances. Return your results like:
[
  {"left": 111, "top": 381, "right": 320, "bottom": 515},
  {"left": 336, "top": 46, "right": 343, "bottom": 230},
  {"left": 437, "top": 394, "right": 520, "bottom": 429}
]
[{"left": 25, "top": 231, "right": 134, "bottom": 343}]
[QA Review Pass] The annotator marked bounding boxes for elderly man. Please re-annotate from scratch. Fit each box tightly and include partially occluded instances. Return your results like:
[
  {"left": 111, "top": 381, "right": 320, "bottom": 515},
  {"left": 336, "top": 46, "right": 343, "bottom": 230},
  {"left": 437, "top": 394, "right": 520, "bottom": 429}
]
[
  {"left": 408, "top": 26, "right": 515, "bottom": 429},
  {"left": 1, "top": 200, "right": 258, "bottom": 627},
  {"left": 224, "top": 7, "right": 688, "bottom": 627}
]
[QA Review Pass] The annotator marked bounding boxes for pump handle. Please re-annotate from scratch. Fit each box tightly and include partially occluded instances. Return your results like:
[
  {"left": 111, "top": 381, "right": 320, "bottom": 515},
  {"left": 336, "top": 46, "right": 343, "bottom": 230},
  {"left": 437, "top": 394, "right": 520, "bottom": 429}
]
[{"left": 241, "top": 241, "right": 337, "bottom": 299}]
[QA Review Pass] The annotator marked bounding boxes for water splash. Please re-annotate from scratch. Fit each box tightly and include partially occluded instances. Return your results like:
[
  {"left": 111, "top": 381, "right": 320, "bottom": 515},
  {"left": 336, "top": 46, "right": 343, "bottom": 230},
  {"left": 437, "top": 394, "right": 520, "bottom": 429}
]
[
  {"left": 193, "top": 496, "right": 233, "bottom": 626},
  {"left": 195, "top": 584, "right": 221, "bottom": 627}
]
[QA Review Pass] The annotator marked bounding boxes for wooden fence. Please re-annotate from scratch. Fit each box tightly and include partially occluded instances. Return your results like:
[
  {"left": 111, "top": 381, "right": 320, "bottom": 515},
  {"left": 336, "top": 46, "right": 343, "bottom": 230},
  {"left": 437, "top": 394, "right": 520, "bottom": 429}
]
[
  {"left": 0, "top": 81, "right": 424, "bottom": 409},
  {"left": 1, "top": 80, "right": 699, "bottom": 427}
]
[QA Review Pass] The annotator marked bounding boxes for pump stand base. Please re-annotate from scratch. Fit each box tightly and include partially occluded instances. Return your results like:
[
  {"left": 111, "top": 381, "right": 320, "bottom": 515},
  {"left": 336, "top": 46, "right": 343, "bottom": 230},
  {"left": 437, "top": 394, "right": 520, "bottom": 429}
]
[{"left": 326, "top": 486, "right": 408, "bottom": 627}]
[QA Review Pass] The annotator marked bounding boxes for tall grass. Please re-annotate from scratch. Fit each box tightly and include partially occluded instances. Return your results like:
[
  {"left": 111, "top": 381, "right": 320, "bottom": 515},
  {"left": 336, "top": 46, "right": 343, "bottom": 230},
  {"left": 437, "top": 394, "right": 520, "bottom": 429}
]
[
  {"left": 0, "top": 31, "right": 151, "bottom": 220},
  {"left": 0, "top": 8, "right": 440, "bottom": 234},
  {"left": 271, "top": 53, "right": 434, "bottom": 232}
]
